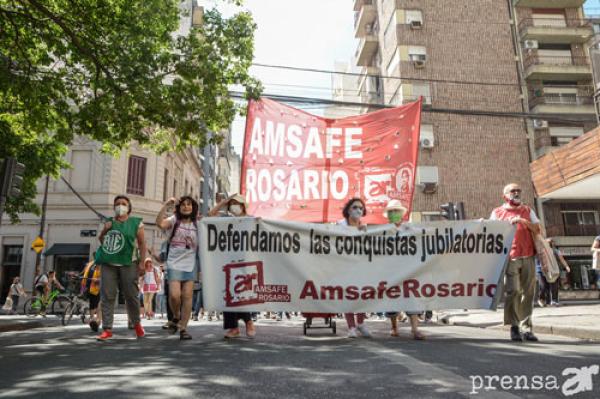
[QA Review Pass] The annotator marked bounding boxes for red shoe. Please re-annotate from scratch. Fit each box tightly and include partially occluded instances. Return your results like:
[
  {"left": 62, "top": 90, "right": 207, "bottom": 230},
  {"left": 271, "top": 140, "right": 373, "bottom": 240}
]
[
  {"left": 96, "top": 329, "right": 113, "bottom": 341},
  {"left": 134, "top": 323, "right": 145, "bottom": 338}
]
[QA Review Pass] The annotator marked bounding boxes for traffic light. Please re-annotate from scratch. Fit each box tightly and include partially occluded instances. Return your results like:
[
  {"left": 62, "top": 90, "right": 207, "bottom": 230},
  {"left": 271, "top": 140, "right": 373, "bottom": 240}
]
[
  {"left": 454, "top": 202, "right": 466, "bottom": 220},
  {"left": 440, "top": 202, "right": 455, "bottom": 220},
  {"left": 1, "top": 157, "right": 26, "bottom": 199}
]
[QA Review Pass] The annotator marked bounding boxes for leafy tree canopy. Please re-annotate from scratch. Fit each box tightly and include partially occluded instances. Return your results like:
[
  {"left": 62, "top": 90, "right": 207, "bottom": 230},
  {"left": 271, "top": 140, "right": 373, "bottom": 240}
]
[{"left": 0, "top": 0, "right": 261, "bottom": 221}]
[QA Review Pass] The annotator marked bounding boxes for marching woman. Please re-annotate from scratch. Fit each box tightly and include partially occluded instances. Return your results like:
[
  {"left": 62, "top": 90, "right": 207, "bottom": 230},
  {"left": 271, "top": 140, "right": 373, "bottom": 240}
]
[
  {"left": 209, "top": 194, "right": 257, "bottom": 339},
  {"left": 338, "top": 198, "right": 371, "bottom": 338},
  {"left": 142, "top": 257, "right": 161, "bottom": 319},
  {"left": 96, "top": 195, "right": 146, "bottom": 341},
  {"left": 156, "top": 196, "right": 200, "bottom": 340},
  {"left": 384, "top": 200, "right": 425, "bottom": 340}
]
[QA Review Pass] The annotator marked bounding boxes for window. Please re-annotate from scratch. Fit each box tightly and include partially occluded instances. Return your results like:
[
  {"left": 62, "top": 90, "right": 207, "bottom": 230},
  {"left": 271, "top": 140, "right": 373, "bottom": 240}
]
[
  {"left": 562, "top": 211, "right": 600, "bottom": 236},
  {"left": 2, "top": 246, "right": 23, "bottom": 265},
  {"left": 173, "top": 179, "right": 178, "bottom": 197},
  {"left": 184, "top": 179, "right": 189, "bottom": 195},
  {"left": 126, "top": 156, "right": 146, "bottom": 196},
  {"left": 422, "top": 213, "right": 444, "bottom": 222},
  {"left": 408, "top": 46, "right": 427, "bottom": 62},
  {"left": 549, "top": 126, "right": 583, "bottom": 147},
  {"left": 162, "top": 169, "right": 169, "bottom": 201}
]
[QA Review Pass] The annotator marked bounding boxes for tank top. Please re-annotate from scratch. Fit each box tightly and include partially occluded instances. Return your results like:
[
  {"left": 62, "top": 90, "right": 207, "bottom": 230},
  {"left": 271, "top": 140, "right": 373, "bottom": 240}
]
[{"left": 96, "top": 216, "right": 142, "bottom": 266}]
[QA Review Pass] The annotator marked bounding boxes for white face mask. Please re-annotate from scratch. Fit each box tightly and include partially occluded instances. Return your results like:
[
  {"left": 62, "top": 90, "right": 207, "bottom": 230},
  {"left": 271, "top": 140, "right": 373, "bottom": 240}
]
[
  {"left": 229, "top": 204, "right": 243, "bottom": 216},
  {"left": 114, "top": 204, "right": 128, "bottom": 216}
]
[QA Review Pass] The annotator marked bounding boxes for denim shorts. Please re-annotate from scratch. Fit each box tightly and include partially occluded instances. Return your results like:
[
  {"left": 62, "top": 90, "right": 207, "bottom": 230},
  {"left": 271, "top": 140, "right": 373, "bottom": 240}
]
[{"left": 166, "top": 266, "right": 196, "bottom": 282}]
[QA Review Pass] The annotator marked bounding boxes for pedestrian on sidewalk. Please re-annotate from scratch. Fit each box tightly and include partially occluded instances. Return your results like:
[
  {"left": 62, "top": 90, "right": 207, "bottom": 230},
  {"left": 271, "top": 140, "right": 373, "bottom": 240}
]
[
  {"left": 155, "top": 264, "right": 166, "bottom": 318},
  {"left": 490, "top": 183, "right": 540, "bottom": 342},
  {"left": 537, "top": 239, "right": 570, "bottom": 307},
  {"left": 95, "top": 195, "right": 146, "bottom": 341},
  {"left": 383, "top": 200, "right": 425, "bottom": 340},
  {"left": 156, "top": 196, "right": 200, "bottom": 341},
  {"left": 592, "top": 235, "right": 600, "bottom": 290},
  {"left": 9, "top": 277, "right": 26, "bottom": 314},
  {"left": 209, "top": 194, "right": 257, "bottom": 339},
  {"left": 81, "top": 258, "right": 102, "bottom": 332},
  {"left": 142, "top": 258, "right": 160, "bottom": 319},
  {"left": 338, "top": 197, "right": 371, "bottom": 339}
]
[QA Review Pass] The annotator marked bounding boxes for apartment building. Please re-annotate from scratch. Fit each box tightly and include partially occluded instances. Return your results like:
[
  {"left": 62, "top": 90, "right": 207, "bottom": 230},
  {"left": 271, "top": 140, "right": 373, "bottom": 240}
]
[
  {"left": 352, "top": 0, "right": 533, "bottom": 220},
  {"left": 512, "top": 0, "right": 599, "bottom": 294}
]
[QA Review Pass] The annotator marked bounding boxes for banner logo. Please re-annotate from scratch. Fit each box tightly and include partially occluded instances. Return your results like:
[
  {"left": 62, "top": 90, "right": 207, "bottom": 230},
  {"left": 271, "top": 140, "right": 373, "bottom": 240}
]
[{"left": 223, "top": 261, "right": 291, "bottom": 307}]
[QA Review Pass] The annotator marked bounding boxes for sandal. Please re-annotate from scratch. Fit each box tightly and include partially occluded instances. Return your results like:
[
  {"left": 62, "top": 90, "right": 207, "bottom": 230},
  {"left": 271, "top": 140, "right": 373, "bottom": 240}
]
[
  {"left": 390, "top": 329, "right": 399, "bottom": 337},
  {"left": 167, "top": 319, "right": 179, "bottom": 335},
  {"left": 224, "top": 328, "right": 241, "bottom": 339},
  {"left": 180, "top": 330, "right": 192, "bottom": 340},
  {"left": 412, "top": 330, "right": 426, "bottom": 340}
]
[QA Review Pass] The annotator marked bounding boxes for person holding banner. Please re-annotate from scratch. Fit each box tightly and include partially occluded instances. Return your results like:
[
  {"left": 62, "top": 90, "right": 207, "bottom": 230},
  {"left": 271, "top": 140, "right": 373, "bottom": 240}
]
[
  {"left": 490, "top": 184, "right": 540, "bottom": 342},
  {"left": 209, "top": 194, "right": 257, "bottom": 339},
  {"left": 383, "top": 200, "right": 425, "bottom": 340},
  {"left": 156, "top": 196, "right": 200, "bottom": 341},
  {"left": 338, "top": 198, "right": 371, "bottom": 339}
]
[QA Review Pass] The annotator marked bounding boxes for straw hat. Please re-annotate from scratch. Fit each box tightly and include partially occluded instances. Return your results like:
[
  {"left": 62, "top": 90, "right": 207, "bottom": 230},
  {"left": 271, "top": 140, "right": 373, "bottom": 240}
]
[
  {"left": 383, "top": 200, "right": 408, "bottom": 218},
  {"left": 228, "top": 193, "right": 247, "bottom": 206}
]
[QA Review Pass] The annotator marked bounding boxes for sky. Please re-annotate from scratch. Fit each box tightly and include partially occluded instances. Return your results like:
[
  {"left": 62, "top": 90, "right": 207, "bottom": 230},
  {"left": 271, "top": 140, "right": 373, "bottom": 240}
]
[
  {"left": 585, "top": 0, "right": 600, "bottom": 15},
  {"left": 207, "top": 0, "right": 357, "bottom": 154}
]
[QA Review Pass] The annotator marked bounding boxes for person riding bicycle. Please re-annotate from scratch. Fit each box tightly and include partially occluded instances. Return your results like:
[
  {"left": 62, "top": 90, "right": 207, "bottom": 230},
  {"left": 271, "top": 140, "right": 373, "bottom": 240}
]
[{"left": 34, "top": 270, "right": 64, "bottom": 301}]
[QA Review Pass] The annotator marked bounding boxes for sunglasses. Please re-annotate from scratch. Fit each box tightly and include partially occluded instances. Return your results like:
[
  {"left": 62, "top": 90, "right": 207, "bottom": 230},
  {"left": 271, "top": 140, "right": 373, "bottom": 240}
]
[
  {"left": 351, "top": 205, "right": 364, "bottom": 210},
  {"left": 509, "top": 189, "right": 522, "bottom": 193}
]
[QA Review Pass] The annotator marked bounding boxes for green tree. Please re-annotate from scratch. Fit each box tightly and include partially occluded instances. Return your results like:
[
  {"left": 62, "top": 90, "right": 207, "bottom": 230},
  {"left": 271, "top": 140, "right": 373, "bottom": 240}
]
[{"left": 0, "top": 0, "right": 260, "bottom": 221}]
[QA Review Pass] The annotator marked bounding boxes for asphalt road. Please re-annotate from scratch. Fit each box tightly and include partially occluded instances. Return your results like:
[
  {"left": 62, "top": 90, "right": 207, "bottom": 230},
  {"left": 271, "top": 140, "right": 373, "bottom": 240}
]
[{"left": 0, "top": 315, "right": 598, "bottom": 398}]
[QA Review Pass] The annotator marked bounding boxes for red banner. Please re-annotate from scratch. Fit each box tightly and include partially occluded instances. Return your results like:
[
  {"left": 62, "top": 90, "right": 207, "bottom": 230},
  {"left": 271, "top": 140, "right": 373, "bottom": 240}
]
[{"left": 240, "top": 98, "right": 422, "bottom": 224}]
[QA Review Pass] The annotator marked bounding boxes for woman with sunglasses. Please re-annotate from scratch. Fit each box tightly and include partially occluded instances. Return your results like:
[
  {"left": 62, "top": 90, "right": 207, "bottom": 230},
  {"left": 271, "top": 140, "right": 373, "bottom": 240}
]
[{"left": 338, "top": 197, "right": 371, "bottom": 338}]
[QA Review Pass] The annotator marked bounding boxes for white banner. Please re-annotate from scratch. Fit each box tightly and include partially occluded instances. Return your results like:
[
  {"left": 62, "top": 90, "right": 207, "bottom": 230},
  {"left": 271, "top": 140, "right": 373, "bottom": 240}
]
[{"left": 200, "top": 218, "right": 516, "bottom": 313}]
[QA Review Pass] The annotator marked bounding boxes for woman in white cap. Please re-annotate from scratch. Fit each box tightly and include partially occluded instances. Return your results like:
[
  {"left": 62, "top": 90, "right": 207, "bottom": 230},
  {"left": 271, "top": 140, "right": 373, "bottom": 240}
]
[
  {"left": 209, "top": 193, "right": 257, "bottom": 339},
  {"left": 384, "top": 200, "right": 425, "bottom": 340}
]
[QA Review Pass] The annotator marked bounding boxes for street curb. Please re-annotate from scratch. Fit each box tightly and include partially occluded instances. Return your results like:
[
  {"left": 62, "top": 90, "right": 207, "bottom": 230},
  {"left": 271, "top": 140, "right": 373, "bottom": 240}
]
[
  {"left": 446, "top": 319, "right": 600, "bottom": 341},
  {"left": 0, "top": 321, "right": 45, "bottom": 333}
]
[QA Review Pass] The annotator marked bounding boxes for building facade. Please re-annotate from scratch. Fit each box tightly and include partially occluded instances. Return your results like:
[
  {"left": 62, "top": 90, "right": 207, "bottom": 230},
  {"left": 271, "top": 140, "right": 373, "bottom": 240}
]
[
  {"left": 512, "top": 0, "right": 599, "bottom": 295},
  {"left": 352, "top": 0, "right": 534, "bottom": 221}
]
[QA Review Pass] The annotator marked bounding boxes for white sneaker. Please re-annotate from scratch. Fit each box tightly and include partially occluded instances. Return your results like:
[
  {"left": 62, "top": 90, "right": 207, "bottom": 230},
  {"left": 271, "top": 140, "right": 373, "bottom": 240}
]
[
  {"left": 347, "top": 327, "right": 358, "bottom": 338},
  {"left": 356, "top": 324, "right": 371, "bottom": 338}
]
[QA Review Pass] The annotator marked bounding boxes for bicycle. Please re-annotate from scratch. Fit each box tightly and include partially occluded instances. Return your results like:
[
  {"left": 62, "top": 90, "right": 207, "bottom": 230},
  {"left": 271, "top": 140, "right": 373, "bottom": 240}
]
[
  {"left": 62, "top": 294, "right": 90, "bottom": 326},
  {"left": 23, "top": 288, "right": 69, "bottom": 317}
]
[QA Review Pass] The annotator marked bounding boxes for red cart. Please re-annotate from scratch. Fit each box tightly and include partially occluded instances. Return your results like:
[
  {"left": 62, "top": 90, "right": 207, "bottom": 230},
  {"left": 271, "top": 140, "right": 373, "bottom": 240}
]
[{"left": 302, "top": 313, "right": 337, "bottom": 335}]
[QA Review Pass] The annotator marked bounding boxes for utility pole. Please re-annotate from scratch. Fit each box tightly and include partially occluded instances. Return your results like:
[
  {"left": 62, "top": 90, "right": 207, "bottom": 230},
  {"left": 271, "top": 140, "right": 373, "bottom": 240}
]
[
  {"left": 34, "top": 175, "right": 50, "bottom": 277},
  {"left": 201, "top": 132, "right": 216, "bottom": 216}
]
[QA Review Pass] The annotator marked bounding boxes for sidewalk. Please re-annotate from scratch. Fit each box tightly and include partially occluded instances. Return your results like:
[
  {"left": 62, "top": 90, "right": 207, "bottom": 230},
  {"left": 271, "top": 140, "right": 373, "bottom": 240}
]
[
  {"left": 0, "top": 314, "right": 60, "bottom": 333},
  {"left": 439, "top": 301, "right": 600, "bottom": 341}
]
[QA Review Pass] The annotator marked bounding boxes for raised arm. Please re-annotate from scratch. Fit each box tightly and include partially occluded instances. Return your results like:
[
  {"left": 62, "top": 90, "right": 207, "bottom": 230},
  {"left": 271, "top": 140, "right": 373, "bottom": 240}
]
[
  {"left": 208, "top": 198, "right": 229, "bottom": 217},
  {"left": 156, "top": 197, "right": 176, "bottom": 230}
]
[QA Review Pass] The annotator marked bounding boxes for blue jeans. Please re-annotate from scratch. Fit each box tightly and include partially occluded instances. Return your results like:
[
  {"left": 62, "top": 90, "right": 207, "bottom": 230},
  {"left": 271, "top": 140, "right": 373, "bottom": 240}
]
[
  {"left": 155, "top": 293, "right": 166, "bottom": 315},
  {"left": 192, "top": 289, "right": 203, "bottom": 316}
]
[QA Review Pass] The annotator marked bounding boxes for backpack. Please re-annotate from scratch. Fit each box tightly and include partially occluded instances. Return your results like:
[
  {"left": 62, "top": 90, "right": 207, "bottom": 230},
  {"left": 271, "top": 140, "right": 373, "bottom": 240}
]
[{"left": 80, "top": 262, "right": 101, "bottom": 297}]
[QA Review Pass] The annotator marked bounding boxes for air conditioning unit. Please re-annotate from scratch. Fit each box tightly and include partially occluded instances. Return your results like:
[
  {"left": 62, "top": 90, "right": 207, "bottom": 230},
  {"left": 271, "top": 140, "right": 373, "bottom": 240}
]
[
  {"left": 420, "top": 137, "right": 434, "bottom": 148},
  {"left": 524, "top": 40, "right": 538, "bottom": 50},
  {"left": 533, "top": 119, "right": 548, "bottom": 129},
  {"left": 410, "top": 20, "right": 423, "bottom": 30},
  {"left": 420, "top": 126, "right": 435, "bottom": 149},
  {"left": 413, "top": 60, "right": 426, "bottom": 69},
  {"left": 416, "top": 166, "right": 438, "bottom": 194}
]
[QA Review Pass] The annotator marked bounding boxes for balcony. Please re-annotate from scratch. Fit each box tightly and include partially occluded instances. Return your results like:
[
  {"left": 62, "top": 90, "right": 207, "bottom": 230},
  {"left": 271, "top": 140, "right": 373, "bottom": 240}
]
[
  {"left": 513, "top": 0, "right": 585, "bottom": 7},
  {"left": 523, "top": 54, "right": 591, "bottom": 81},
  {"left": 518, "top": 18, "right": 593, "bottom": 44},
  {"left": 354, "top": 2, "right": 377, "bottom": 38},
  {"left": 528, "top": 92, "right": 595, "bottom": 115},
  {"left": 355, "top": 35, "right": 379, "bottom": 67},
  {"left": 563, "top": 224, "right": 600, "bottom": 236},
  {"left": 353, "top": 0, "right": 370, "bottom": 12}
]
